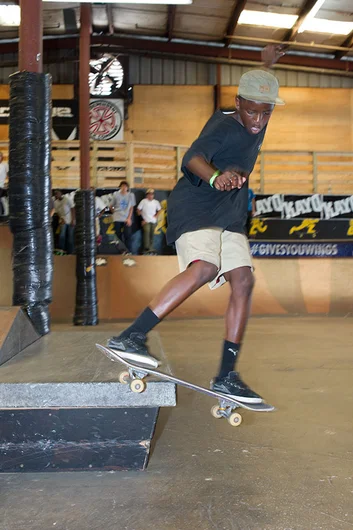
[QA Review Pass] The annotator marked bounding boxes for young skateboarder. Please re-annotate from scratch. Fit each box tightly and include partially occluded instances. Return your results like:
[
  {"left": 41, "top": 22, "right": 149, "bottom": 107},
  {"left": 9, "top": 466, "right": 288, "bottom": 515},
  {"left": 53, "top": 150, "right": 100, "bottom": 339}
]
[{"left": 107, "top": 47, "right": 285, "bottom": 404}]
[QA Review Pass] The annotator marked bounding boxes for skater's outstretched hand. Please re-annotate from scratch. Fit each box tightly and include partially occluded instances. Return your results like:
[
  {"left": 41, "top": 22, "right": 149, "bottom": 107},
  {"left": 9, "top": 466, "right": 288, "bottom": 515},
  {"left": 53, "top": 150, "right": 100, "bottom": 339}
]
[{"left": 261, "top": 44, "right": 286, "bottom": 68}]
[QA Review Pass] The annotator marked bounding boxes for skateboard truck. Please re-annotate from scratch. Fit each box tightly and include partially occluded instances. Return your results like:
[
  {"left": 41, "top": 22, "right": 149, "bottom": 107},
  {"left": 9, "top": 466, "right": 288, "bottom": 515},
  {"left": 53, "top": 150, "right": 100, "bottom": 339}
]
[
  {"left": 119, "top": 367, "right": 244, "bottom": 426},
  {"left": 210, "top": 401, "right": 243, "bottom": 426}
]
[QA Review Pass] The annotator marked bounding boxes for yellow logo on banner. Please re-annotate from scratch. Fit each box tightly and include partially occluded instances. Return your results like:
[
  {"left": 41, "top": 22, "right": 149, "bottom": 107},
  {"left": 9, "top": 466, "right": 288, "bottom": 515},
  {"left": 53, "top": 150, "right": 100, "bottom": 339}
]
[
  {"left": 249, "top": 219, "right": 268, "bottom": 236},
  {"left": 106, "top": 223, "right": 116, "bottom": 235},
  {"left": 102, "top": 215, "right": 115, "bottom": 235},
  {"left": 347, "top": 220, "right": 353, "bottom": 236},
  {"left": 289, "top": 219, "right": 319, "bottom": 237},
  {"left": 154, "top": 200, "right": 167, "bottom": 235},
  {"left": 103, "top": 215, "right": 113, "bottom": 224}
]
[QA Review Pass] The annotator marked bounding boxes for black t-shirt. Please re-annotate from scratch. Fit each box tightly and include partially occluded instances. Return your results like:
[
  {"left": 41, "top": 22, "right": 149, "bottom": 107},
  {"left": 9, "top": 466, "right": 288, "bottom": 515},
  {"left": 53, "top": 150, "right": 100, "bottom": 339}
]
[{"left": 166, "top": 111, "right": 266, "bottom": 244}]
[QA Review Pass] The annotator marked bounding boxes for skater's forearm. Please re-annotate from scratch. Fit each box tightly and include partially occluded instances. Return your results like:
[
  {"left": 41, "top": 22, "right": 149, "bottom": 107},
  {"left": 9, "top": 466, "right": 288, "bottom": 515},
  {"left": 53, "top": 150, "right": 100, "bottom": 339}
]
[{"left": 186, "top": 156, "right": 215, "bottom": 184}]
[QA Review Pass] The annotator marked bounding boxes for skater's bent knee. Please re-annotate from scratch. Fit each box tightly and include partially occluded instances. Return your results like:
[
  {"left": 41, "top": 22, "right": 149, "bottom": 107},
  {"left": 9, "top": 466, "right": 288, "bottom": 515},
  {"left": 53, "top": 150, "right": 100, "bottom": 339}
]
[
  {"left": 189, "top": 260, "right": 218, "bottom": 285},
  {"left": 228, "top": 267, "right": 254, "bottom": 296}
]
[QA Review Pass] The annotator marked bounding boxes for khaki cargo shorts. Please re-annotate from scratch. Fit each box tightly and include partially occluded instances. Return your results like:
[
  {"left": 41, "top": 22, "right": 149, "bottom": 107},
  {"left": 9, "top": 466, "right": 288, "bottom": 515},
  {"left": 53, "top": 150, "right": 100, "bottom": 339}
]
[{"left": 175, "top": 227, "right": 253, "bottom": 290}]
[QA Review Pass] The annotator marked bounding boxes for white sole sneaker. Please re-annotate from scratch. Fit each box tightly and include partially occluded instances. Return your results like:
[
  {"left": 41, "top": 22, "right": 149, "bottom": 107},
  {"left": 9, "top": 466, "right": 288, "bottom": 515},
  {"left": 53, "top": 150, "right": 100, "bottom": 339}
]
[
  {"left": 230, "top": 395, "right": 263, "bottom": 404},
  {"left": 107, "top": 347, "right": 160, "bottom": 369},
  {"left": 211, "top": 385, "right": 263, "bottom": 404}
]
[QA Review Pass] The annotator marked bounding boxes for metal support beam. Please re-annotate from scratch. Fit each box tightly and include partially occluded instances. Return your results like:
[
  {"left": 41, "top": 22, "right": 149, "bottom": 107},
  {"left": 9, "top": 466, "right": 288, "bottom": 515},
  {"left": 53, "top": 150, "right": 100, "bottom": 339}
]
[
  {"left": 166, "top": 5, "right": 176, "bottom": 41},
  {"left": 106, "top": 4, "right": 114, "bottom": 35},
  {"left": 94, "top": 36, "right": 353, "bottom": 74},
  {"left": 214, "top": 63, "right": 221, "bottom": 111},
  {"left": 283, "top": 0, "right": 318, "bottom": 42},
  {"left": 224, "top": 0, "right": 248, "bottom": 47},
  {"left": 335, "top": 31, "right": 353, "bottom": 60},
  {"left": 2, "top": 33, "right": 353, "bottom": 75},
  {"left": 63, "top": 8, "right": 78, "bottom": 34},
  {"left": 79, "top": 4, "right": 91, "bottom": 190},
  {"left": 19, "top": 0, "right": 43, "bottom": 72}
]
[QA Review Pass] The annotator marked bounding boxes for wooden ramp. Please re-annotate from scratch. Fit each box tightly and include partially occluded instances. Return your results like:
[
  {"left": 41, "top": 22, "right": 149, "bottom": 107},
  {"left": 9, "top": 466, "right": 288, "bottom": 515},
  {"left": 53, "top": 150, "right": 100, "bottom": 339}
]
[{"left": 0, "top": 307, "right": 40, "bottom": 366}]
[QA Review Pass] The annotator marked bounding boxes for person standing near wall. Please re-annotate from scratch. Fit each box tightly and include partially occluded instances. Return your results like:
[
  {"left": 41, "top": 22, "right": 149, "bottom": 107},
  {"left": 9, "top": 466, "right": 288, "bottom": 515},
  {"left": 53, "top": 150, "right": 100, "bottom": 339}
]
[
  {"left": 0, "top": 152, "right": 9, "bottom": 217},
  {"left": 54, "top": 189, "right": 76, "bottom": 254},
  {"left": 111, "top": 181, "right": 136, "bottom": 253},
  {"left": 137, "top": 189, "right": 161, "bottom": 254}
]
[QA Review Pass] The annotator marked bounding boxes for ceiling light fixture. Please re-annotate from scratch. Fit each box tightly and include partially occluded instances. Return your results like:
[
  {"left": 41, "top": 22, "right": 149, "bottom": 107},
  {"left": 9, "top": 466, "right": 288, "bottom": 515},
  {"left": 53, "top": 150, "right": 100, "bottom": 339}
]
[
  {"left": 303, "top": 18, "right": 353, "bottom": 35},
  {"left": 238, "top": 10, "right": 298, "bottom": 30},
  {"left": 0, "top": 5, "right": 20, "bottom": 26},
  {"left": 297, "top": 0, "right": 326, "bottom": 33},
  {"left": 238, "top": 5, "right": 352, "bottom": 36}
]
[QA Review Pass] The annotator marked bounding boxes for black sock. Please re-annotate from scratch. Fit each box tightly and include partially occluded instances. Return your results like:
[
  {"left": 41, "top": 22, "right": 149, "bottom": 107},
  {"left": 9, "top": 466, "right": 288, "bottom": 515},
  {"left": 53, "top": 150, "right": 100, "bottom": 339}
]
[
  {"left": 217, "top": 340, "right": 240, "bottom": 378},
  {"left": 122, "top": 307, "right": 161, "bottom": 337}
]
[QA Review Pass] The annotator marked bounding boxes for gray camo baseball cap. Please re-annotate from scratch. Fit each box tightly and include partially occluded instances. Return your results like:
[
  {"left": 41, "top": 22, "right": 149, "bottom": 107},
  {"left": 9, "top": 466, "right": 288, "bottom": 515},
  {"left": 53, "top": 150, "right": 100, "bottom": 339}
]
[{"left": 238, "top": 70, "right": 285, "bottom": 105}]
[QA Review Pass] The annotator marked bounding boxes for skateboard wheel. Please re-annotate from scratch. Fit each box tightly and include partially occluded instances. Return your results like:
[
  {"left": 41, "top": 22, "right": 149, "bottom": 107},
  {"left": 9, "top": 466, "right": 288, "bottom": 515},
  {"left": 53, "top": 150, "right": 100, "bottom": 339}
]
[
  {"left": 118, "top": 371, "right": 130, "bottom": 384},
  {"left": 210, "top": 405, "right": 223, "bottom": 419},
  {"left": 130, "top": 378, "right": 146, "bottom": 393},
  {"left": 228, "top": 412, "right": 242, "bottom": 427}
]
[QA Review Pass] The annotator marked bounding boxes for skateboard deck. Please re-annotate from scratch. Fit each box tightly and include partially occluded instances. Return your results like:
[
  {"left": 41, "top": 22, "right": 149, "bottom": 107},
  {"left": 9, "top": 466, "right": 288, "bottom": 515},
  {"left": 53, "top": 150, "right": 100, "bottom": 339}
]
[{"left": 96, "top": 343, "right": 275, "bottom": 427}]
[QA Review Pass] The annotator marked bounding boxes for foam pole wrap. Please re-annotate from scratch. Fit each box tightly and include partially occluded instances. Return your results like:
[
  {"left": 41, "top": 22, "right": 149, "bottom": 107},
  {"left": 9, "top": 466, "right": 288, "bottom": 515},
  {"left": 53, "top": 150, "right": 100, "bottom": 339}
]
[
  {"left": 73, "top": 190, "right": 98, "bottom": 325},
  {"left": 8, "top": 72, "right": 53, "bottom": 335}
]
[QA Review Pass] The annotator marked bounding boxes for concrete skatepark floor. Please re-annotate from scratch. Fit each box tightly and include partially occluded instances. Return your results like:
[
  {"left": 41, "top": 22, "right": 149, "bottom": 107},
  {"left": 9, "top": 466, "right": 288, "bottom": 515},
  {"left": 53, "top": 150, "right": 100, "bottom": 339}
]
[{"left": 1, "top": 317, "right": 353, "bottom": 530}]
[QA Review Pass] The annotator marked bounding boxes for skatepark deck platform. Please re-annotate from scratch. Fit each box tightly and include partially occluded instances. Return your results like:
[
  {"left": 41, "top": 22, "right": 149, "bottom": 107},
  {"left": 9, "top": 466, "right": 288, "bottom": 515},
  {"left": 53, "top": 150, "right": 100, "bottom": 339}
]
[{"left": 0, "top": 330, "right": 176, "bottom": 472}]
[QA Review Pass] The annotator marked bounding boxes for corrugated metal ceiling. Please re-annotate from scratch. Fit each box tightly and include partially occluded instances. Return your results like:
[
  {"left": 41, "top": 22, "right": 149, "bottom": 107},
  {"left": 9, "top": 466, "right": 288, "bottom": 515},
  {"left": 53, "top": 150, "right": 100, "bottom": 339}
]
[{"left": 0, "top": 0, "right": 352, "bottom": 72}]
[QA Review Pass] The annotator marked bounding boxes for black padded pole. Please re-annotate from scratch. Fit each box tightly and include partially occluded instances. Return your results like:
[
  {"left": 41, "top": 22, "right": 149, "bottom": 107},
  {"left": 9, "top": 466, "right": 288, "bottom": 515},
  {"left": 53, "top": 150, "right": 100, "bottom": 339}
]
[
  {"left": 8, "top": 71, "right": 53, "bottom": 336},
  {"left": 73, "top": 189, "right": 98, "bottom": 325}
]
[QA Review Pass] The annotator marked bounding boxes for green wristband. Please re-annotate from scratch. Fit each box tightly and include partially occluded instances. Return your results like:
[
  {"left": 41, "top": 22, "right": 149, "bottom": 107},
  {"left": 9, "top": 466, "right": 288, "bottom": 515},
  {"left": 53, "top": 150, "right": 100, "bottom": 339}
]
[{"left": 209, "top": 170, "right": 221, "bottom": 188}]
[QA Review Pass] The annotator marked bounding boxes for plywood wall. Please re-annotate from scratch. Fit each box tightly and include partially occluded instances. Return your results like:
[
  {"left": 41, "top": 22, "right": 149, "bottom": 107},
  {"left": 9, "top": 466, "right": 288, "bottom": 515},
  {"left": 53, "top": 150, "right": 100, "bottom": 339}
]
[
  {"left": 124, "top": 85, "right": 215, "bottom": 146},
  {"left": 128, "top": 85, "right": 353, "bottom": 151},
  {"left": 1, "top": 83, "right": 353, "bottom": 152},
  {"left": 220, "top": 87, "right": 353, "bottom": 152}
]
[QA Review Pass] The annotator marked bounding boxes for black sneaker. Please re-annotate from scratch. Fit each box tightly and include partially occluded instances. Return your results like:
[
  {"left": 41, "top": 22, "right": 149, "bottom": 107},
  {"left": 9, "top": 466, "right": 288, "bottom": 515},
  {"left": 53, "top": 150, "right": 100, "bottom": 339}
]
[
  {"left": 107, "top": 331, "right": 160, "bottom": 368},
  {"left": 211, "top": 371, "right": 263, "bottom": 404}
]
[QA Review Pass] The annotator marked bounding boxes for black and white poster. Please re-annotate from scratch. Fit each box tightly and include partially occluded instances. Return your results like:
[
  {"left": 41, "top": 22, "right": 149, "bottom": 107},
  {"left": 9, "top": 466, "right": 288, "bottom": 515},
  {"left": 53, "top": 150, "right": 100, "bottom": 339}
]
[{"left": 0, "top": 99, "right": 78, "bottom": 141}]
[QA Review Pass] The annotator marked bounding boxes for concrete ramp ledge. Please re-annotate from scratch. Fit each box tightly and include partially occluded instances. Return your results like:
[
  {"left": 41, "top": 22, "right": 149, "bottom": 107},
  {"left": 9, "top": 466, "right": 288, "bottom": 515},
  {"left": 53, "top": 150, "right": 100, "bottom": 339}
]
[
  {"left": 0, "top": 331, "right": 176, "bottom": 472},
  {"left": 0, "top": 382, "right": 175, "bottom": 409}
]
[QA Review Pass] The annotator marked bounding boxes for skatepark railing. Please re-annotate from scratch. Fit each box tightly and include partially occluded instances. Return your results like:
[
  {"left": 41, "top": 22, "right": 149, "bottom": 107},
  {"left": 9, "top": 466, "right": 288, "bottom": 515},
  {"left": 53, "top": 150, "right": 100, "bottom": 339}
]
[{"left": 1, "top": 141, "right": 353, "bottom": 195}]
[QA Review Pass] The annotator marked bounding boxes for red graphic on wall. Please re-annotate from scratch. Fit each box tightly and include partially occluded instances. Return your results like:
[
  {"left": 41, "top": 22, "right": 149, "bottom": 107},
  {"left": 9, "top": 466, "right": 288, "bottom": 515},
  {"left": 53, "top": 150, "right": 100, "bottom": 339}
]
[{"left": 89, "top": 100, "right": 122, "bottom": 141}]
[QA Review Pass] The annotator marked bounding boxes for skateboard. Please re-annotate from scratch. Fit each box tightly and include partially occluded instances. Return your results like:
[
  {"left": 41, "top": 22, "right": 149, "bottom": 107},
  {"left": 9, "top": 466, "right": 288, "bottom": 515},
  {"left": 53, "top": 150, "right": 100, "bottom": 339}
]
[{"left": 96, "top": 344, "right": 275, "bottom": 427}]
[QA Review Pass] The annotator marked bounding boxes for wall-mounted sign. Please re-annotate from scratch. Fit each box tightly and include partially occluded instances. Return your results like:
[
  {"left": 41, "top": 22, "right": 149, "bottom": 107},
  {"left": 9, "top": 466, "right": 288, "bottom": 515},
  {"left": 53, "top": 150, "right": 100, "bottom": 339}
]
[
  {"left": 249, "top": 218, "right": 353, "bottom": 240},
  {"left": 0, "top": 99, "right": 78, "bottom": 140},
  {"left": 255, "top": 193, "right": 353, "bottom": 220},
  {"left": 250, "top": 241, "right": 353, "bottom": 258},
  {"left": 89, "top": 99, "right": 124, "bottom": 141}
]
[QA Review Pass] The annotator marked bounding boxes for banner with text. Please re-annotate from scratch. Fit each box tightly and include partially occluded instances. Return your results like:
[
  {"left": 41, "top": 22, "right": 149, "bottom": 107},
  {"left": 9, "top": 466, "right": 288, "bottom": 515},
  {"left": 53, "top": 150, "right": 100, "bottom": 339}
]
[
  {"left": 255, "top": 194, "right": 353, "bottom": 220},
  {"left": 250, "top": 241, "right": 353, "bottom": 258}
]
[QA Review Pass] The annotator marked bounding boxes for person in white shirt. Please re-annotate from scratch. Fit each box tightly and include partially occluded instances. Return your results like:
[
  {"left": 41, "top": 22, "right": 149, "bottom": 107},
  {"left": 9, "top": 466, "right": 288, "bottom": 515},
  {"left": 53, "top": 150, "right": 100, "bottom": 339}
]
[
  {"left": 54, "top": 189, "right": 75, "bottom": 254},
  {"left": 137, "top": 189, "right": 161, "bottom": 253},
  {"left": 0, "top": 152, "right": 9, "bottom": 216},
  {"left": 110, "top": 181, "right": 136, "bottom": 253}
]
